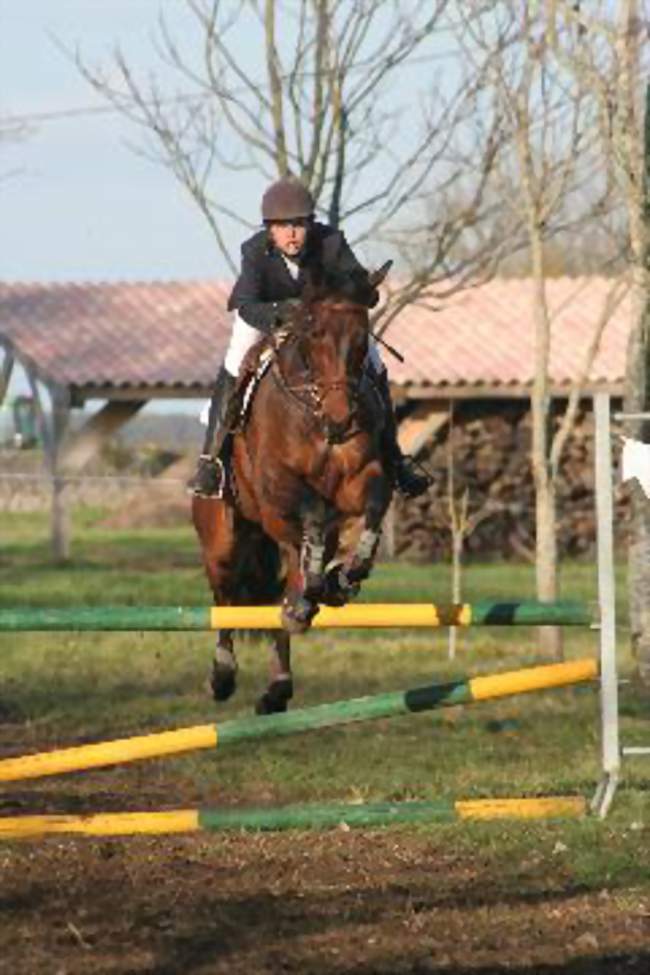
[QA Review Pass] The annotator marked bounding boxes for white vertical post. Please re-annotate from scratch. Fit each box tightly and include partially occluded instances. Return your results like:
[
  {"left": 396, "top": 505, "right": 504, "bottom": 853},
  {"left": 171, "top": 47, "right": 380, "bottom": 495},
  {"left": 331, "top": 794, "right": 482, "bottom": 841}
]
[{"left": 592, "top": 392, "right": 620, "bottom": 817}]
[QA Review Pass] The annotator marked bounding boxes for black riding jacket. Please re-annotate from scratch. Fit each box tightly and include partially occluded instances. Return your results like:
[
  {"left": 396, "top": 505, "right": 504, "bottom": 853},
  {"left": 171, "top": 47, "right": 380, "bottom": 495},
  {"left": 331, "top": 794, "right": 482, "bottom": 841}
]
[{"left": 228, "top": 222, "right": 378, "bottom": 333}]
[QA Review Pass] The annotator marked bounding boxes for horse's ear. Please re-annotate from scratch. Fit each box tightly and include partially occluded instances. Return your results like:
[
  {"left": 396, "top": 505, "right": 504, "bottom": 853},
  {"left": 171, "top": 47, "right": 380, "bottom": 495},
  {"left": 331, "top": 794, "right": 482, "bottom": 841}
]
[{"left": 368, "top": 260, "right": 392, "bottom": 288}]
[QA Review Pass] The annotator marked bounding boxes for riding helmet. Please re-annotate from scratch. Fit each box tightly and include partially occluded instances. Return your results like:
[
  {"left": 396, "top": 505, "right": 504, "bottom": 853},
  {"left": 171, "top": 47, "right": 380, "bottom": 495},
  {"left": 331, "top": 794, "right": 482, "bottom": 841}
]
[{"left": 262, "top": 177, "right": 315, "bottom": 222}]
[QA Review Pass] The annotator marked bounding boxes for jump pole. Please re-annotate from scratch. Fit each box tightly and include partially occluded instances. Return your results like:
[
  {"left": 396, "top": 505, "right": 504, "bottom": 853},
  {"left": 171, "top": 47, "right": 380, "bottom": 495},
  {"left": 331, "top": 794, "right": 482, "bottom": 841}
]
[
  {"left": 0, "top": 797, "right": 587, "bottom": 839},
  {"left": 0, "top": 658, "right": 597, "bottom": 783},
  {"left": 592, "top": 392, "right": 620, "bottom": 818},
  {"left": 0, "top": 600, "right": 593, "bottom": 631}
]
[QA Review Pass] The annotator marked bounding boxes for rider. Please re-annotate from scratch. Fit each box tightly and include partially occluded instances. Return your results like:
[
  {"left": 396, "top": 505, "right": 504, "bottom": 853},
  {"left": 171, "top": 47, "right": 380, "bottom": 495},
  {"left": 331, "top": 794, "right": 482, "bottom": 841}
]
[{"left": 188, "top": 176, "right": 431, "bottom": 499}]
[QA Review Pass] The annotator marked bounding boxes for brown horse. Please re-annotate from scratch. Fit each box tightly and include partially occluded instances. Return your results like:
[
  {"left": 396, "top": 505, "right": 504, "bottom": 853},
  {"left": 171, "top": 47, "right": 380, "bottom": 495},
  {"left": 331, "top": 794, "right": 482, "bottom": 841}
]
[{"left": 192, "top": 263, "right": 393, "bottom": 713}]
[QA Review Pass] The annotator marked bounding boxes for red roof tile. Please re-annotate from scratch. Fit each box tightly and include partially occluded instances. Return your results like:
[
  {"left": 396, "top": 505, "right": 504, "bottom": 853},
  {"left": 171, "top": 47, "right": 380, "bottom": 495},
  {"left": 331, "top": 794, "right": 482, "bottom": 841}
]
[
  {"left": 384, "top": 276, "right": 632, "bottom": 390},
  {"left": 0, "top": 276, "right": 633, "bottom": 395},
  {"left": 0, "top": 280, "right": 231, "bottom": 392}
]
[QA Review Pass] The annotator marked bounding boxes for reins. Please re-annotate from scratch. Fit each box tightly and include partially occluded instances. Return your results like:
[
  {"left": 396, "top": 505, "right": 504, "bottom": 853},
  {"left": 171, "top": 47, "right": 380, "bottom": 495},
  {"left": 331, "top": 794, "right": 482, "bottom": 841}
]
[{"left": 269, "top": 310, "right": 366, "bottom": 443}]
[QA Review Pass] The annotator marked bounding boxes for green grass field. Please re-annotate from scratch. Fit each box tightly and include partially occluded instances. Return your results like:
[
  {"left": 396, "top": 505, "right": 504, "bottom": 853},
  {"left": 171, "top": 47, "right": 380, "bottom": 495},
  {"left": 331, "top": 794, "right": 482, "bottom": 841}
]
[{"left": 0, "top": 509, "right": 648, "bottom": 883}]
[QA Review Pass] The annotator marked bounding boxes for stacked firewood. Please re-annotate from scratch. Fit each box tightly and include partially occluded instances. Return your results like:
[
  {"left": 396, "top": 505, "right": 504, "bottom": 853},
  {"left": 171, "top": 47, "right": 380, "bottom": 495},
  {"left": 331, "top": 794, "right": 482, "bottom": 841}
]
[{"left": 393, "top": 401, "right": 630, "bottom": 562}]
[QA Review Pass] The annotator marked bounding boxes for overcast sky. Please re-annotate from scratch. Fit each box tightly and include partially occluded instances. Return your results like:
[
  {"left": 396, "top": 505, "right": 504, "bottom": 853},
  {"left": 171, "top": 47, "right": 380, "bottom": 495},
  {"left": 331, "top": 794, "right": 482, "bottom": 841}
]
[{"left": 2, "top": 0, "right": 249, "bottom": 284}]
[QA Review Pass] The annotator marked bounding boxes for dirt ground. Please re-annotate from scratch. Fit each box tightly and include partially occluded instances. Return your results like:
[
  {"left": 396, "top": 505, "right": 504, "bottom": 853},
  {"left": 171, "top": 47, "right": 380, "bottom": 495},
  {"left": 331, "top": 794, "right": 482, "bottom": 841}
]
[{"left": 1, "top": 819, "right": 649, "bottom": 975}]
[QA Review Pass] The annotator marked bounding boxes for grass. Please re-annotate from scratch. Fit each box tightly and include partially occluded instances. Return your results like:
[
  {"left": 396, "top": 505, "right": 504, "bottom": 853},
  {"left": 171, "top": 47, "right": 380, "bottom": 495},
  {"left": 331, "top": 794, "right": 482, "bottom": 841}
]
[{"left": 0, "top": 508, "right": 648, "bottom": 891}]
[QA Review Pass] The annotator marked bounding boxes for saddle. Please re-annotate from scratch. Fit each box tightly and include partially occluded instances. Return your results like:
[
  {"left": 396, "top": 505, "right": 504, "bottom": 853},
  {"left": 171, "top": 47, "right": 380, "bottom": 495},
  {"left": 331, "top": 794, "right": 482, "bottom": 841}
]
[{"left": 231, "top": 331, "right": 290, "bottom": 431}]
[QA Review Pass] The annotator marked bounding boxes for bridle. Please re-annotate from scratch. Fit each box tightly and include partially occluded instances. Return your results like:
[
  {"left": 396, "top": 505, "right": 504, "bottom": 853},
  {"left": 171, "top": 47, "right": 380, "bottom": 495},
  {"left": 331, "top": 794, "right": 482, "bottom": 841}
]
[{"left": 271, "top": 304, "right": 367, "bottom": 445}]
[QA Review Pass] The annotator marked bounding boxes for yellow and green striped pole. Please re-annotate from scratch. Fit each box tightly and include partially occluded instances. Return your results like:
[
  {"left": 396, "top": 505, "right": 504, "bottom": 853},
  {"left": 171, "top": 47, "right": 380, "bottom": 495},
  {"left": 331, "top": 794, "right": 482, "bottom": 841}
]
[
  {"left": 0, "top": 600, "right": 593, "bottom": 631},
  {"left": 0, "top": 796, "right": 587, "bottom": 839},
  {"left": 0, "top": 659, "right": 597, "bottom": 784}
]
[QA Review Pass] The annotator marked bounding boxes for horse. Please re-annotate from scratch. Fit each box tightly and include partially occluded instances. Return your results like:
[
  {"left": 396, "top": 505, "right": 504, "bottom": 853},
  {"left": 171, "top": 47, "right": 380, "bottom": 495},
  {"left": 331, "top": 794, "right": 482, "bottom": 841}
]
[{"left": 192, "top": 263, "right": 393, "bottom": 714}]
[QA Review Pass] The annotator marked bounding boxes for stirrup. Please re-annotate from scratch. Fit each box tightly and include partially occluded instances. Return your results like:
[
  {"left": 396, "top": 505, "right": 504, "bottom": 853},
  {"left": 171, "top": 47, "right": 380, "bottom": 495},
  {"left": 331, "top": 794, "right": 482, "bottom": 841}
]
[
  {"left": 395, "top": 457, "right": 432, "bottom": 499},
  {"left": 187, "top": 454, "right": 227, "bottom": 499}
]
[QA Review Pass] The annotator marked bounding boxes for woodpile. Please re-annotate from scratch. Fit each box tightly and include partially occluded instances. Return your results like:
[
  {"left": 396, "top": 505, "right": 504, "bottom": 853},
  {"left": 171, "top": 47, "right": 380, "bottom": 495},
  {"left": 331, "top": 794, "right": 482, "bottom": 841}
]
[{"left": 393, "top": 401, "right": 630, "bottom": 562}]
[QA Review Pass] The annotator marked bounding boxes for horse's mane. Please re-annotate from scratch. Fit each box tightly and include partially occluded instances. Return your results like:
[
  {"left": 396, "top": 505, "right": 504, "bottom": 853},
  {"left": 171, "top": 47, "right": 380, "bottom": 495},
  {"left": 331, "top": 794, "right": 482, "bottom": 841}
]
[{"left": 301, "top": 265, "right": 377, "bottom": 309}]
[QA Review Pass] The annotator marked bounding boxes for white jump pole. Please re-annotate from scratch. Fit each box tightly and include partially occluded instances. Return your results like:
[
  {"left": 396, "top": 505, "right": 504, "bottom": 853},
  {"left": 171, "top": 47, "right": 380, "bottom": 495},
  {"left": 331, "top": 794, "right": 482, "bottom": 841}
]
[{"left": 592, "top": 392, "right": 620, "bottom": 817}]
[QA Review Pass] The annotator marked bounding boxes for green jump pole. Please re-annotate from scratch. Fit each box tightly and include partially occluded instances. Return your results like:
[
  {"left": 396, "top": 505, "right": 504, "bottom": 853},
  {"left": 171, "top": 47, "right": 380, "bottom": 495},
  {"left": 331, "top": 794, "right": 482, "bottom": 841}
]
[
  {"left": 0, "top": 796, "right": 587, "bottom": 839},
  {"left": 0, "top": 659, "right": 597, "bottom": 783},
  {"left": 0, "top": 600, "right": 593, "bottom": 631}
]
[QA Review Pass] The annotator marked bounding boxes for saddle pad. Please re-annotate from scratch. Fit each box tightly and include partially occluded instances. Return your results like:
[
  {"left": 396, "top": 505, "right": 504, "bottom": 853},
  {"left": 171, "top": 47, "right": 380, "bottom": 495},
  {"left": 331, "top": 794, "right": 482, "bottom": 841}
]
[
  {"left": 236, "top": 330, "right": 292, "bottom": 427},
  {"left": 239, "top": 346, "right": 275, "bottom": 421}
]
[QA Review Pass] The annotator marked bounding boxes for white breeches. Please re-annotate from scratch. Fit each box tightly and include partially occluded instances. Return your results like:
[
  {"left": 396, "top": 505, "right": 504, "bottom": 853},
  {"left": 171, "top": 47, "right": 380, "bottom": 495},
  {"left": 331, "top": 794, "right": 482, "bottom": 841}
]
[
  {"left": 223, "top": 313, "right": 264, "bottom": 377},
  {"left": 200, "top": 312, "right": 384, "bottom": 425}
]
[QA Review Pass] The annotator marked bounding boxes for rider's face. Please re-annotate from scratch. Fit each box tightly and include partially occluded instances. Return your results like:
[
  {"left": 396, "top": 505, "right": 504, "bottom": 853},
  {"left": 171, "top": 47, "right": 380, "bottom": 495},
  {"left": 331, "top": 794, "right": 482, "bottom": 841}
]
[{"left": 268, "top": 219, "right": 309, "bottom": 258}]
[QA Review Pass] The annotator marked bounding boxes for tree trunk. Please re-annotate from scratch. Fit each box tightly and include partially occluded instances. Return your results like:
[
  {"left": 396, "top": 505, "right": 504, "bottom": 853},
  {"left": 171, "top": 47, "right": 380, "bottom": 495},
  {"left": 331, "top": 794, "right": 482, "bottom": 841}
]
[
  {"left": 625, "top": 300, "right": 650, "bottom": 685},
  {"left": 530, "top": 238, "right": 563, "bottom": 659},
  {"left": 624, "top": 74, "right": 650, "bottom": 686},
  {"left": 448, "top": 534, "right": 463, "bottom": 661},
  {"left": 534, "top": 457, "right": 562, "bottom": 658}
]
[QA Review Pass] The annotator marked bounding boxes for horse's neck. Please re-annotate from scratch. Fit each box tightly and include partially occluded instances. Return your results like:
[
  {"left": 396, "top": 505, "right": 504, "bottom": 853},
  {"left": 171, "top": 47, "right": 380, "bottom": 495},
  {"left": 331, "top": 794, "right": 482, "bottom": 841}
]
[{"left": 276, "top": 334, "right": 308, "bottom": 382}]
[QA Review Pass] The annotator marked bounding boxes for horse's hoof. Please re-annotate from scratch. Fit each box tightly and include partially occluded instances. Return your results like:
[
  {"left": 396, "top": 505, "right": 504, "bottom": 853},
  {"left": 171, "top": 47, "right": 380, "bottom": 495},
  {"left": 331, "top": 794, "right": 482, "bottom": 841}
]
[
  {"left": 321, "top": 566, "right": 360, "bottom": 606},
  {"left": 281, "top": 596, "right": 318, "bottom": 634},
  {"left": 255, "top": 677, "right": 293, "bottom": 715},
  {"left": 302, "top": 572, "right": 325, "bottom": 603},
  {"left": 209, "top": 662, "right": 237, "bottom": 702}
]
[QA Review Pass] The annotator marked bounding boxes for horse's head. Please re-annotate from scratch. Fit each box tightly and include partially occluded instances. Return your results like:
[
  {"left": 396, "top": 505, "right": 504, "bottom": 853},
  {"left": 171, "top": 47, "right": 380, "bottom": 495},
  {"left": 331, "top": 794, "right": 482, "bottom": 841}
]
[{"left": 288, "top": 263, "right": 390, "bottom": 444}]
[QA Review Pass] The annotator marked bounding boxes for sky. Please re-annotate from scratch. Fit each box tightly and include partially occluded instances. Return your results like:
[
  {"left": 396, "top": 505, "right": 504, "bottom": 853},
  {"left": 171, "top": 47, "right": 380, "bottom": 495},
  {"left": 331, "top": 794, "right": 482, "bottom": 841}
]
[
  {"left": 1, "top": 1, "right": 268, "bottom": 409},
  {"left": 2, "top": 0, "right": 446, "bottom": 283},
  {"left": 2, "top": 0, "right": 236, "bottom": 284},
  {"left": 1, "top": 0, "right": 446, "bottom": 410}
]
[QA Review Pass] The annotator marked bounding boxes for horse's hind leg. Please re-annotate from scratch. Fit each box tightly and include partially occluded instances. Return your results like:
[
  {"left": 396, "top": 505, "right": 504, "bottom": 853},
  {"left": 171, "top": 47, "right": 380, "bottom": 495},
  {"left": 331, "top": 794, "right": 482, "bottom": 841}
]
[
  {"left": 192, "top": 497, "right": 240, "bottom": 703},
  {"left": 255, "top": 630, "right": 293, "bottom": 715}
]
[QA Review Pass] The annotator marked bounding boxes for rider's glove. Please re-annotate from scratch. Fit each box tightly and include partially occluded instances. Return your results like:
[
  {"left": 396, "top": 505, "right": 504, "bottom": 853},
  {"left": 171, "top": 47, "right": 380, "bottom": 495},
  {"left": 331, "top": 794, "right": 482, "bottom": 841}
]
[{"left": 273, "top": 298, "right": 302, "bottom": 324}]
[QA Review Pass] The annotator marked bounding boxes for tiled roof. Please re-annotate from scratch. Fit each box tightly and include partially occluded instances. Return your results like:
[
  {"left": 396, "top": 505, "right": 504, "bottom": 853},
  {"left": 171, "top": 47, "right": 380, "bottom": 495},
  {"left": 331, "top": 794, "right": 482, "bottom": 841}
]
[
  {"left": 384, "top": 276, "right": 632, "bottom": 391},
  {"left": 0, "top": 276, "right": 632, "bottom": 396},
  {"left": 0, "top": 280, "right": 231, "bottom": 391}
]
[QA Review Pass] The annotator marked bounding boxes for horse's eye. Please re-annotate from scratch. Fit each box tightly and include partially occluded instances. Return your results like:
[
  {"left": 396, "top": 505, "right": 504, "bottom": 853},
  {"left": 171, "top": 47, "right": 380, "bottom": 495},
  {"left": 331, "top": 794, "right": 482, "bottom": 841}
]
[{"left": 311, "top": 326, "right": 325, "bottom": 340}]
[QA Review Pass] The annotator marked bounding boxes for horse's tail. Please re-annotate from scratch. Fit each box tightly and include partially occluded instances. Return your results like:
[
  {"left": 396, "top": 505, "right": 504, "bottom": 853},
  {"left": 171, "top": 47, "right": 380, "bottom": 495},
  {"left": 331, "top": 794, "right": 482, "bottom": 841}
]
[{"left": 235, "top": 522, "right": 285, "bottom": 605}]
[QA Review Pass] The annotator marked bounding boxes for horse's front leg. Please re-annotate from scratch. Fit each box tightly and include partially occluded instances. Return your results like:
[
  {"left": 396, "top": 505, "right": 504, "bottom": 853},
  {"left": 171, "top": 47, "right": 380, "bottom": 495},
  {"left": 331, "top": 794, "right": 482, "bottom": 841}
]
[
  {"left": 255, "top": 630, "right": 293, "bottom": 714},
  {"left": 263, "top": 499, "right": 329, "bottom": 634},
  {"left": 325, "top": 467, "right": 392, "bottom": 604},
  {"left": 279, "top": 534, "right": 320, "bottom": 634},
  {"left": 211, "top": 628, "right": 237, "bottom": 701},
  {"left": 300, "top": 495, "right": 334, "bottom": 603}
]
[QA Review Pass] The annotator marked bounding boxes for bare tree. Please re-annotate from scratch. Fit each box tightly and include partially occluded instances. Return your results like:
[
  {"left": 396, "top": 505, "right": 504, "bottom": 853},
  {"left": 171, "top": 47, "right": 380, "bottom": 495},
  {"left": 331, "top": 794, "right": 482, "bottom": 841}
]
[
  {"left": 73, "top": 0, "right": 511, "bottom": 317},
  {"left": 0, "top": 113, "right": 32, "bottom": 184},
  {"left": 451, "top": 2, "right": 625, "bottom": 658},
  {"left": 446, "top": 404, "right": 506, "bottom": 660},
  {"left": 546, "top": 0, "right": 650, "bottom": 682}
]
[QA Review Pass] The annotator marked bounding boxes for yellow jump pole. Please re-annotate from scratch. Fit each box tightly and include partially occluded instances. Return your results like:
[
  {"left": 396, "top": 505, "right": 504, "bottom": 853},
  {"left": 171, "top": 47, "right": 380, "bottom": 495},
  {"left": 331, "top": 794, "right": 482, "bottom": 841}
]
[
  {"left": 0, "top": 796, "right": 587, "bottom": 839},
  {"left": 0, "top": 600, "right": 593, "bottom": 631},
  {"left": 0, "top": 659, "right": 597, "bottom": 785}
]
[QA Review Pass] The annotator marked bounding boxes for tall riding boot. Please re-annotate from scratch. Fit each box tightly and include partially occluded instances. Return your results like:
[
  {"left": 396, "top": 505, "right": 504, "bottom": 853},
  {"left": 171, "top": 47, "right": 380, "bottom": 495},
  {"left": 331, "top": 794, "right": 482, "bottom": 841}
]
[
  {"left": 375, "top": 369, "right": 432, "bottom": 499},
  {"left": 187, "top": 366, "right": 237, "bottom": 498}
]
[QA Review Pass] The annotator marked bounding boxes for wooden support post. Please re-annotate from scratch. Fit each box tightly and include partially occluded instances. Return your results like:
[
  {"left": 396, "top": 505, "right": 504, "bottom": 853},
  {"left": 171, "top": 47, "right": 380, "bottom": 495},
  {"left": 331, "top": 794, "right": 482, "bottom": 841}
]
[
  {"left": 27, "top": 372, "right": 71, "bottom": 561},
  {"left": 61, "top": 400, "right": 146, "bottom": 471},
  {"left": 0, "top": 351, "right": 14, "bottom": 407},
  {"left": 50, "top": 386, "right": 71, "bottom": 562}
]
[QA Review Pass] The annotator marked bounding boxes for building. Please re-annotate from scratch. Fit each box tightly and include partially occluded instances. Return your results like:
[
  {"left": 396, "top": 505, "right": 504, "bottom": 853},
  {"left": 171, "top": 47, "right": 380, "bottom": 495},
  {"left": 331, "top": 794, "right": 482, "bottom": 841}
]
[{"left": 0, "top": 276, "right": 632, "bottom": 557}]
